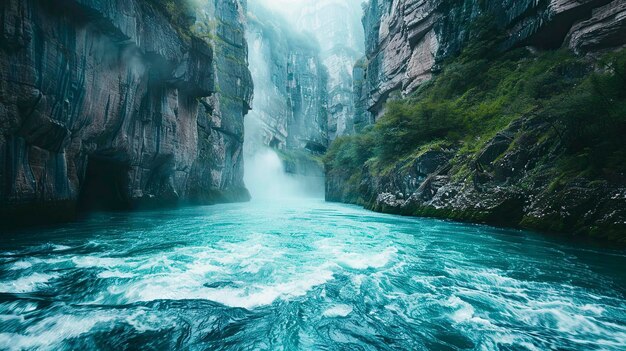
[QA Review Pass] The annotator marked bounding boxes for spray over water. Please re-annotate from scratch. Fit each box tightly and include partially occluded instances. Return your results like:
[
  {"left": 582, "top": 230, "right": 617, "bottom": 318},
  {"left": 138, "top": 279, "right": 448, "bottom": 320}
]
[
  {"left": 244, "top": 148, "right": 310, "bottom": 200},
  {"left": 243, "top": 5, "right": 325, "bottom": 200}
]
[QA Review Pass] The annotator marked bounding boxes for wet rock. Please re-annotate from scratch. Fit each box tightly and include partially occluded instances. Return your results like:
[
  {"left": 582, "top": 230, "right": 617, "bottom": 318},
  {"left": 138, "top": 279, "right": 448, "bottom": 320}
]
[
  {"left": 0, "top": 0, "right": 252, "bottom": 225},
  {"left": 328, "top": 0, "right": 626, "bottom": 240},
  {"left": 356, "top": 0, "right": 626, "bottom": 126},
  {"left": 566, "top": 0, "right": 626, "bottom": 53},
  {"left": 328, "top": 115, "right": 626, "bottom": 239},
  {"left": 477, "top": 133, "right": 514, "bottom": 166},
  {"left": 415, "top": 150, "right": 452, "bottom": 177}
]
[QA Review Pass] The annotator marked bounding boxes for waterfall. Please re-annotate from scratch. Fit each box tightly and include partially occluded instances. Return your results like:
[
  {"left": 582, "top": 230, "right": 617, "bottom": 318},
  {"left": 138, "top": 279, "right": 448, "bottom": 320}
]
[
  {"left": 243, "top": 149, "right": 304, "bottom": 200},
  {"left": 243, "top": 21, "right": 323, "bottom": 200},
  {"left": 243, "top": 0, "right": 364, "bottom": 201}
]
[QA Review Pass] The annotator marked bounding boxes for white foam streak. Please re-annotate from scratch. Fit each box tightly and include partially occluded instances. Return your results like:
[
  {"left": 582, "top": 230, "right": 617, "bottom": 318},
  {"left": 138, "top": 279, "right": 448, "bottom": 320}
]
[
  {"left": 0, "top": 315, "right": 114, "bottom": 350},
  {"left": 323, "top": 304, "right": 353, "bottom": 317},
  {"left": 0, "top": 310, "right": 170, "bottom": 351},
  {"left": 124, "top": 266, "right": 334, "bottom": 309},
  {"left": 0, "top": 273, "right": 60, "bottom": 293}
]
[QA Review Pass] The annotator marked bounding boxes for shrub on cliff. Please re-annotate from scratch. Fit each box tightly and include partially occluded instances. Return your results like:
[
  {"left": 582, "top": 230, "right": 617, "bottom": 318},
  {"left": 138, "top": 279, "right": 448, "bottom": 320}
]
[
  {"left": 372, "top": 101, "right": 463, "bottom": 162},
  {"left": 542, "top": 49, "right": 626, "bottom": 176},
  {"left": 325, "top": 46, "right": 626, "bottom": 191}
]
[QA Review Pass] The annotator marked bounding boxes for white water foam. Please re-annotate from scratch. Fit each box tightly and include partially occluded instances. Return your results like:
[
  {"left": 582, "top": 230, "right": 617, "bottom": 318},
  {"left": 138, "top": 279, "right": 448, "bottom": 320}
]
[
  {"left": 72, "top": 256, "right": 129, "bottom": 268},
  {"left": 338, "top": 247, "right": 397, "bottom": 270},
  {"left": 52, "top": 245, "right": 71, "bottom": 251},
  {"left": 440, "top": 266, "right": 626, "bottom": 349},
  {"left": 122, "top": 265, "right": 335, "bottom": 309},
  {"left": 323, "top": 304, "right": 353, "bottom": 317},
  {"left": 315, "top": 239, "right": 398, "bottom": 271},
  {"left": 244, "top": 149, "right": 289, "bottom": 199},
  {"left": 0, "top": 273, "right": 60, "bottom": 293},
  {"left": 9, "top": 260, "right": 33, "bottom": 270},
  {"left": 0, "top": 314, "right": 115, "bottom": 350},
  {"left": 0, "top": 310, "right": 171, "bottom": 351},
  {"left": 447, "top": 296, "right": 492, "bottom": 326},
  {"left": 97, "top": 270, "right": 136, "bottom": 279}
]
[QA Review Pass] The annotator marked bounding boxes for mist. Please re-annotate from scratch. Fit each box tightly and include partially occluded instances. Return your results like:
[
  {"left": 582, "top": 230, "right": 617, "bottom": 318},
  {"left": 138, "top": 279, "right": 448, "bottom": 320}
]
[
  {"left": 243, "top": 0, "right": 364, "bottom": 201},
  {"left": 243, "top": 13, "right": 324, "bottom": 200}
]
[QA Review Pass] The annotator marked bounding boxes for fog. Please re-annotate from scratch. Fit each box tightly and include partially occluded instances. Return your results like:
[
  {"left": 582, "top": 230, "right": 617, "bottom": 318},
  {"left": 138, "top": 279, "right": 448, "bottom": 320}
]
[
  {"left": 243, "top": 13, "right": 325, "bottom": 200},
  {"left": 243, "top": 27, "right": 308, "bottom": 200},
  {"left": 243, "top": 0, "right": 364, "bottom": 201}
]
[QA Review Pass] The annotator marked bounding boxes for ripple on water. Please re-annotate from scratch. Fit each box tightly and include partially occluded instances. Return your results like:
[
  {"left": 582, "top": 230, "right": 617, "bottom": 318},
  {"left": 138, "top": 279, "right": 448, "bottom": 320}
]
[{"left": 0, "top": 199, "right": 624, "bottom": 350}]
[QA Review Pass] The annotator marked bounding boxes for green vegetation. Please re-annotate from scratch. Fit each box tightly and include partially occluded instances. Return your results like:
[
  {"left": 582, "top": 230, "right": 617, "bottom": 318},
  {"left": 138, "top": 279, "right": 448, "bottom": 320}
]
[
  {"left": 149, "top": 0, "right": 195, "bottom": 28},
  {"left": 324, "top": 23, "right": 626, "bottom": 237},
  {"left": 147, "top": 0, "right": 197, "bottom": 42},
  {"left": 274, "top": 148, "right": 326, "bottom": 185},
  {"left": 325, "top": 40, "right": 626, "bottom": 184}
]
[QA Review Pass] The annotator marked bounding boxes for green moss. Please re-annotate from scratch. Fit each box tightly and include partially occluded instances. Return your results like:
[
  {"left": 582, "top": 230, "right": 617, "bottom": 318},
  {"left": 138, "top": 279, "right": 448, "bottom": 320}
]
[
  {"left": 148, "top": 0, "right": 195, "bottom": 43},
  {"left": 276, "top": 149, "right": 323, "bottom": 167},
  {"left": 324, "top": 29, "right": 626, "bottom": 238},
  {"left": 326, "top": 45, "right": 626, "bottom": 181}
]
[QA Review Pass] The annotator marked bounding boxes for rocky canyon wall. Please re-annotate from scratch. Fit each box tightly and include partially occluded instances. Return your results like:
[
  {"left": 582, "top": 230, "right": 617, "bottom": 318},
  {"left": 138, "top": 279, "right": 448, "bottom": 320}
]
[
  {"left": 296, "top": 0, "right": 365, "bottom": 139},
  {"left": 188, "top": 0, "right": 253, "bottom": 204},
  {"left": 0, "top": 0, "right": 252, "bottom": 226},
  {"left": 245, "top": 3, "right": 329, "bottom": 177},
  {"left": 356, "top": 0, "right": 626, "bottom": 124},
  {"left": 326, "top": 0, "right": 626, "bottom": 240}
]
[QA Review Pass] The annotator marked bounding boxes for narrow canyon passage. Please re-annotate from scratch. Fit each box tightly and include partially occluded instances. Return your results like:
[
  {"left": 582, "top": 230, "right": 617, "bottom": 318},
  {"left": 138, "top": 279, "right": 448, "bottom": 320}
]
[{"left": 1, "top": 0, "right": 626, "bottom": 349}]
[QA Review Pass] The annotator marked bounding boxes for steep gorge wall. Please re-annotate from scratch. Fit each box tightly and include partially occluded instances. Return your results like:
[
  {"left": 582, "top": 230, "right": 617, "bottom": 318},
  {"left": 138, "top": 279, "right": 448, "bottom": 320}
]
[
  {"left": 327, "top": 0, "right": 626, "bottom": 239},
  {"left": 245, "top": 4, "right": 329, "bottom": 176},
  {"left": 0, "top": 0, "right": 252, "bottom": 225},
  {"left": 189, "top": 0, "right": 253, "bottom": 204},
  {"left": 356, "top": 0, "right": 626, "bottom": 124},
  {"left": 296, "top": 0, "right": 365, "bottom": 139}
]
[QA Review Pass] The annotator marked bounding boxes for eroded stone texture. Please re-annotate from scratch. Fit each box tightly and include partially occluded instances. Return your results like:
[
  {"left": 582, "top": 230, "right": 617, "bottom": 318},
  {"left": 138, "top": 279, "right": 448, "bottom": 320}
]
[
  {"left": 326, "top": 115, "right": 626, "bottom": 239},
  {"left": 245, "top": 3, "right": 329, "bottom": 154},
  {"left": 187, "top": 0, "right": 253, "bottom": 204},
  {"left": 0, "top": 0, "right": 252, "bottom": 225},
  {"left": 296, "top": 0, "right": 365, "bottom": 139},
  {"left": 356, "top": 0, "right": 626, "bottom": 124},
  {"left": 327, "top": 0, "right": 626, "bottom": 239},
  {"left": 566, "top": 0, "right": 626, "bottom": 53}
]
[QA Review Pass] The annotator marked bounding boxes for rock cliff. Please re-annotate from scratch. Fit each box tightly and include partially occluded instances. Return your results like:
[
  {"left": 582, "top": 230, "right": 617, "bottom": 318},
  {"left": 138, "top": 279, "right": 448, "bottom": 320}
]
[
  {"left": 244, "top": 3, "right": 329, "bottom": 177},
  {"left": 189, "top": 0, "right": 253, "bottom": 204},
  {"left": 245, "top": 9, "right": 329, "bottom": 153},
  {"left": 296, "top": 0, "right": 365, "bottom": 139},
  {"left": 0, "top": 0, "right": 252, "bottom": 226},
  {"left": 356, "top": 0, "right": 626, "bottom": 123},
  {"left": 326, "top": 0, "right": 626, "bottom": 240}
]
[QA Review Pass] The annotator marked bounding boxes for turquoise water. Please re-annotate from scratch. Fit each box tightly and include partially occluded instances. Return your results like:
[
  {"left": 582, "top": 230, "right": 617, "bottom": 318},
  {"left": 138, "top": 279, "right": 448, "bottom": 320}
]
[{"left": 0, "top": 199, "right": 625, "bottom": 350}]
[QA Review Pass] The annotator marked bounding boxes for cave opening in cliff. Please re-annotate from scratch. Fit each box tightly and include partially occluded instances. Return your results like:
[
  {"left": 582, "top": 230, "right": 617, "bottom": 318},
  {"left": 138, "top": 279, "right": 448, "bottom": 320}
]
[
  {"left": 78, "top": 155, "right": 132, "bottom": 212},
  {"left": 269, "top": 137, "right": 281, "bottom": 149}
]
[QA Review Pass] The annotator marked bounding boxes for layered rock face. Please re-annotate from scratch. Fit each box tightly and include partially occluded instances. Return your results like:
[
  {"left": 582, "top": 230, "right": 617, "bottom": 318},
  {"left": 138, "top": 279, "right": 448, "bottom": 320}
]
[
  {"left": 327, "top": 0, "right": 626, "bottom": 239},
  {"left": 356, "top": 0, "right": 626, "bottom": 123},
  {"left": 296, "top": 0, "right": 365, "bottom": 139},
  {"left": 327, "top": 115, "right": 626, "bottom": 239},
  {"left": 0, "top": 0, "right": 252, "bottom": 225},
  {"left": 245, "top": 3, "right": 329, "bottom": 155},
  {"left": 189, "top": 0, "right": 253, "bottom": 204}
]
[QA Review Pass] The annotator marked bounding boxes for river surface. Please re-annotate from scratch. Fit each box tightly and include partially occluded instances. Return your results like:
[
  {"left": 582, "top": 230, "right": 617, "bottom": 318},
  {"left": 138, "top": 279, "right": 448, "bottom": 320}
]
[{"left": 0, "top": 199, "right": 625, "bottom": 350}]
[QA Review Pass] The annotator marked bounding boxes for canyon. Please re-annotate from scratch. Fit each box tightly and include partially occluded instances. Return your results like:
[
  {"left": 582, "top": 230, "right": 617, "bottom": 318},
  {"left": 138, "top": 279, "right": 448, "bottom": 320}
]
[
  {"left": 1, "top": 0, "right": 625, "bottom": 240},
  {"left": 0, "top": 0, "right": 252, "bottom": 225},
  {"left": 355, "top": 0, "right": 626, "bottom": 123},
  {"left": 1, "top": 1, "right": 626, "bottom": 348},
  {"left": 327, "top": 0, "right": 626, "bottom": 240},
  {"left": 244, "top": 0, "right": 365, "bottom": 179}
]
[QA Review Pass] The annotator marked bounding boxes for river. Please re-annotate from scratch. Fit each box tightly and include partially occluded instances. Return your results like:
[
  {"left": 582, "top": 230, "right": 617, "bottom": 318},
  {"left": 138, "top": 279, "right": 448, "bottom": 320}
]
[{"left": 1, "top": 199, "right": 625, "bottom": 350}]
